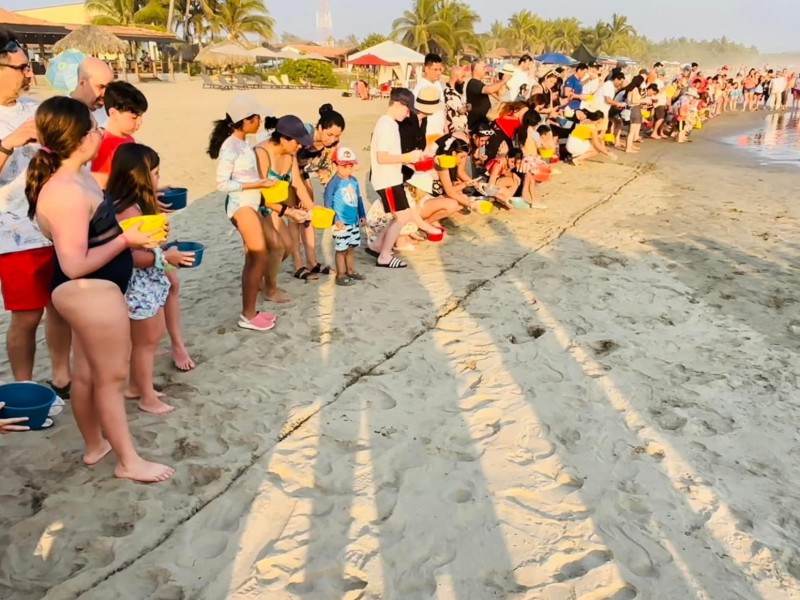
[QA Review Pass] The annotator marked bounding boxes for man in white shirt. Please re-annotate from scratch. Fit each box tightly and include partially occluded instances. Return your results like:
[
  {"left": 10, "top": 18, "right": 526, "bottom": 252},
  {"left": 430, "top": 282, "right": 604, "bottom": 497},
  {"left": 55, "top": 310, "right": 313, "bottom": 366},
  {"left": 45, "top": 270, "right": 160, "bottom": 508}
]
[
  {"left": 0, "top": 28, "right": 71, "bottom": 398},
  {"left": 580, "top": 63, "right": 602, "bottom": 110},
  {"left": 769, "top": 69, "right": 787, "bottom": 110},
  {"left": 69, "top": 57, "right": 115, "bottom": 127},
  {"left": 503, "top": 54, "right": 534, "bottom": 102},
  {"left": 412, "top": 53, "right": 446, "bottom": 142}
]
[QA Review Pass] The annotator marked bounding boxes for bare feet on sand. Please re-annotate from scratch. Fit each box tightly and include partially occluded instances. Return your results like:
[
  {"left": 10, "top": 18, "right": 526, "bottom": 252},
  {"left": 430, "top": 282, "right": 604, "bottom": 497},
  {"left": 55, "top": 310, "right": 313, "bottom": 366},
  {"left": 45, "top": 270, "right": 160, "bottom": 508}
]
[
  {"left": 264, "top": 287, "right": 291, "bottom": 303},
  {"left": 114, "top": 459, "right": 174, "bottom": 483},
  {"left": 138, "top": 394, "right": 176, "bottom": 415},
  {"left": 172, "top": 345, "right": 195, "bottom": 371},
  {"left": 83, "top": 440, "right": 112, "bottom": 466},
  {"left": 125, "top": 387, "right": 166, "bottom": 400}
]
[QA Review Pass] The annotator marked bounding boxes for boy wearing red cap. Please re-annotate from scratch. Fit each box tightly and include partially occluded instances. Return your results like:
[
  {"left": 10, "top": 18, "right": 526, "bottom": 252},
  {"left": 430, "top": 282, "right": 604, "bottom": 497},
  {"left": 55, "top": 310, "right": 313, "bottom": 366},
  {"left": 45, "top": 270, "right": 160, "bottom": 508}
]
[{"left": 324, "top": 147, "right": 367, "bottom": 286}]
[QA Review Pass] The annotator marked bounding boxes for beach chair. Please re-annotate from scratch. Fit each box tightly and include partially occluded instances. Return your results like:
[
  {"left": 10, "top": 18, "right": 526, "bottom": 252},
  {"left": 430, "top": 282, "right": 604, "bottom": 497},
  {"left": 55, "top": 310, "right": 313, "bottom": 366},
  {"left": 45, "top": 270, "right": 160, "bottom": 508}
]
[
  {"left": 268, "top": 75, "right": 287, "bottom": 89},
  {"left": 214, "top": 74, "right": 233, "bottom": 90},
  {"left": 280, "top": 74, "right": 299, "bottom": 89},
  {"left": 233, "top": 74, "right": 254, "bottom": 89},
  {"left": 245, "top": 74, "right": 264, "bottom": 89},
  {"left": 201, "top": 73, "right": 221, "bottom": 89}
]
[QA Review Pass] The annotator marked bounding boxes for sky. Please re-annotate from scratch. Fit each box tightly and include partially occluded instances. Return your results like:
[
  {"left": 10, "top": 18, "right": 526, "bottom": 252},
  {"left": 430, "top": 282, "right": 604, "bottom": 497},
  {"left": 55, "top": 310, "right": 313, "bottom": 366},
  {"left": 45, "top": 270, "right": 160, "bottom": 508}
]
[{"left": 7, "top": 0, "right": 799, "bottom": 53}]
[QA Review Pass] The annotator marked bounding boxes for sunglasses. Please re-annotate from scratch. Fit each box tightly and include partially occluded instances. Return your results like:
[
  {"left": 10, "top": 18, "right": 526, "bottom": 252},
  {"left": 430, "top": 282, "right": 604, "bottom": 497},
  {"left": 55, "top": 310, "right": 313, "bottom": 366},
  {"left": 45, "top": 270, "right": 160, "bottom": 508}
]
[
  {"left": 0, "top": 40, "right": 22, "bottom": 54},
  {"left": 0, "top": 63, "right": 31, "bottom": 73}
]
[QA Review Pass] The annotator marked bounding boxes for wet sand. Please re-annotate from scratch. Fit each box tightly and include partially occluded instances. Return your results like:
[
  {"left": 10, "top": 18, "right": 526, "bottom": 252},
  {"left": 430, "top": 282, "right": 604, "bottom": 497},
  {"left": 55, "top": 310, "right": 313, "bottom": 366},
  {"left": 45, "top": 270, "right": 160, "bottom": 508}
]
[{"left": 1, "top": 81, "right": 799, "bottom": 600}]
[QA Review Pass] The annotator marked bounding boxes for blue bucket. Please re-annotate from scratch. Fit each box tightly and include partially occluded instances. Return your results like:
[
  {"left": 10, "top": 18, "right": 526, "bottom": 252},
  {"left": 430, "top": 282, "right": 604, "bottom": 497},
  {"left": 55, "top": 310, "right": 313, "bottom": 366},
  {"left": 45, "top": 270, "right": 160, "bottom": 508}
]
[
  {"left": 0, "top": 382, "right": 56, "bottom": 430},
  {"left": 166, "top": 241, "right": 205, "bottom": 268},
  {"left": 160, "top": 187, "right": 188, "bottom": 210}
]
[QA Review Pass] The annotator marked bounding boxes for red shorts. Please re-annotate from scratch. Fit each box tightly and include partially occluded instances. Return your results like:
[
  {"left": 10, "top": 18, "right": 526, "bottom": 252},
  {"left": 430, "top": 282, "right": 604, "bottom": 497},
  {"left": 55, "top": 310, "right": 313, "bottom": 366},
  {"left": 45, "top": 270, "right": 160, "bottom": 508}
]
[{"left": 0, "top": 246, "right": 55, "bottom": 311}]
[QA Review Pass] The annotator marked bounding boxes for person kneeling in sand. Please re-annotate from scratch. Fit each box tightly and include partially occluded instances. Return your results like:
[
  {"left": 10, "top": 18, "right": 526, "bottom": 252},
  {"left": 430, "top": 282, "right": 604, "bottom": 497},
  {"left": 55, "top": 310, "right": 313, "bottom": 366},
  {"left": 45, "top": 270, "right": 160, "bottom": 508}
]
[
  {"left": 324, "top": 147, "right": 367, "bottom": 286},
  {"left": 566, "top": 109, "right": 617, "bottom": 165}
]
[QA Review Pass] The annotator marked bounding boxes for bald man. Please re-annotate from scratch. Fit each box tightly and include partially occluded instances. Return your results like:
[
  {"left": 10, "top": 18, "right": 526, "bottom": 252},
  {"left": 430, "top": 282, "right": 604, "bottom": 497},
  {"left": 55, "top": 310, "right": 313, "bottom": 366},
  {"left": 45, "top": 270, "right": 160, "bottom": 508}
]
[{"left": 70, "top": 57, "right": 114, "bottom": 125}]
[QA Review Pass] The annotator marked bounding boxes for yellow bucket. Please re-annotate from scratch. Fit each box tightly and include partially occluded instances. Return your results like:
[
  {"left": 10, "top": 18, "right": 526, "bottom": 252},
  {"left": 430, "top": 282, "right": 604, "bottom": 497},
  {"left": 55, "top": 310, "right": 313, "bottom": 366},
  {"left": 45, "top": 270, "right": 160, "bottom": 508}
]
[
  {"left": 310, "top": 207, "right": 335, "bottom": 229},
  {"left": 119, "top": 214, "right": 168, "bottom": 241},
  {"left": 586, "top": 95, "right": 594, "bottom": 102},
  {"left": 695, "top": 122, "right": 704, "bottom": 130},
  {"left": 475, "top": 200, "right": 493, "bottom": 214},
  {"left": 604, "top": 133, "right": 616, "bottom": 143},
  {"left": 261, "top": 180, "right": 290, "bottom": 204},
  {"left": 539, "top": 148, "right": 555, "bottom": 159},
  {"left": 642, "top": 109, "right": 652, "bottom": 119},
  {"left": 436, "top": 155, "right": 458, "bottom": 169}
]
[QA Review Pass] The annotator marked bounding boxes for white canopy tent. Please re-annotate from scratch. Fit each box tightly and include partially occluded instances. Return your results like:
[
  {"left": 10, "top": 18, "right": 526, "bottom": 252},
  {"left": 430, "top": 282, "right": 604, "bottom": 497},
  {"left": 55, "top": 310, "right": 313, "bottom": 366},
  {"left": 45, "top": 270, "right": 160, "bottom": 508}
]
[{"left": 347, "top": 40, "right": 424, "bottom": 87}]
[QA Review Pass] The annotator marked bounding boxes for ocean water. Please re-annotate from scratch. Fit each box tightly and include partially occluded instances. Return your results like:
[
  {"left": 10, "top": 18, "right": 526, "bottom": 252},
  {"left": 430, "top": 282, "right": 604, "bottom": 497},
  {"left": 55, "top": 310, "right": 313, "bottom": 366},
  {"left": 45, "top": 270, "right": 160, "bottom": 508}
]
[{"left": 730, "top": 111, "right": 800, "bottom": 166}]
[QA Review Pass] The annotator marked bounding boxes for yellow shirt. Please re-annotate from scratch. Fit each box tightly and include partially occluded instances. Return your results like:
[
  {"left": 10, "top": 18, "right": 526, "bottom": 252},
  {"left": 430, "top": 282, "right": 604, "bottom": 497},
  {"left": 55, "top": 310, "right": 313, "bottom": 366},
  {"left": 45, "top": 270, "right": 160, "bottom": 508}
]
[{"left": 572, "top": 124, "right": 595, "bottom": 141}]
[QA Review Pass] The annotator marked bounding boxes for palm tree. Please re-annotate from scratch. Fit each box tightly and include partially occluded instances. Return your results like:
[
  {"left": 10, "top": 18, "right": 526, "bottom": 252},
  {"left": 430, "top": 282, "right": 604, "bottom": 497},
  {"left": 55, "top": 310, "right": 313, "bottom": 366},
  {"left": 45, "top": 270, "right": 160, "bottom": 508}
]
[
  {"left": 391, "top": 0, "right": 451, "bottom": 55},
  {"left": 506, "top": 9, "right": 538, "bottom": 53},
  {"left": 604, "top": 13, "right": 636, "bottom": 54},
  {"left": 549, "top": 18, "right": 581, "bottom": 53},
  {"left": 581, "top": 21, "right": 611, "bottom": 55},
  {"left": 440, "top": 1, "right": 480, "bottom": 59},
  {"left": 87, "top": 0, "right": 140, "bottom": 26},
  {"left": 210, "top": 0, "right": 274, "bottom": 42},
  {"left": 483, "top": 20, "right": 510, "bottom": 52}
]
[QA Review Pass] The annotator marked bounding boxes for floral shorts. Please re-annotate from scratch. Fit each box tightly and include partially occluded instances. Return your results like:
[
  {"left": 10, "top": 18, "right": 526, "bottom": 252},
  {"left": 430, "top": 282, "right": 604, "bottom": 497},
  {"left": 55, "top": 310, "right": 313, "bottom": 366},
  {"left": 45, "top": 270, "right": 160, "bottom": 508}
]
[
  {"left": 332, "top": 223, "right": 361, "bottom": 252},
  {"left": 125, "top": 267, "right": 171, "bottom": 320}
]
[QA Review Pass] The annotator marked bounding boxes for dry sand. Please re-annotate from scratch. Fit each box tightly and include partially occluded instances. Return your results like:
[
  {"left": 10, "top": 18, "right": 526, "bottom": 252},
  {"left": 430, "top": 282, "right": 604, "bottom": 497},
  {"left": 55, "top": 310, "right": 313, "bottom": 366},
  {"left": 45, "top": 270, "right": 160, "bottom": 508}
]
[{"left": 1, "top": 80, "right": 800, "bottom": 600}]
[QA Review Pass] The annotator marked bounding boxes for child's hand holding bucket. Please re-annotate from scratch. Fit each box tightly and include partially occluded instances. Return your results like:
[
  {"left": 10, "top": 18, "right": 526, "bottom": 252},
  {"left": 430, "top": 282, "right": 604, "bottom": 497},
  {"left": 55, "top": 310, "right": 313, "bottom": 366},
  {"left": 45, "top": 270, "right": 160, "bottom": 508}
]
[
  {"left": 120, "top": 219, "right": 166, "bottom": 249},
  {"left": 165, "top": 244, "right": 196, "bottom": 268}
]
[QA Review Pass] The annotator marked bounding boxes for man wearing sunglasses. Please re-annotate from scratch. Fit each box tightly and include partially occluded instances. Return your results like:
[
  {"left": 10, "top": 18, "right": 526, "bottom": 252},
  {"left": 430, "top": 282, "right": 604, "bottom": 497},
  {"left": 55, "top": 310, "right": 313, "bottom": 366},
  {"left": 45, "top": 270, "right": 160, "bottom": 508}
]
[{"left": 0, "top": 27, "right": 71, "bottom": 402}]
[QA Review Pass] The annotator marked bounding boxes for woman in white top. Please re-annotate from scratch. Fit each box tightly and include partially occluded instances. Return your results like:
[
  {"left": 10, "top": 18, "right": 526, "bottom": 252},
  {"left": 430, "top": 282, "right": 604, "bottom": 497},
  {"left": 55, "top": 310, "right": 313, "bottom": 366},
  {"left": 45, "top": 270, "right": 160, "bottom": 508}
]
[{"left": 207, "top": 95, "right": 278, "bottom": 332}]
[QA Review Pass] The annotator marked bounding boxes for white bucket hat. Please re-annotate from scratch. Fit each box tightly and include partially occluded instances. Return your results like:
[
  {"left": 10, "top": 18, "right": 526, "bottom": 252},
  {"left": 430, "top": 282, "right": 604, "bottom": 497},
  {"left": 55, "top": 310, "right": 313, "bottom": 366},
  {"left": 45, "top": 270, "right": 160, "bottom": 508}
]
[
  {"left": 227, "top": 94, "right": 271, "bottom": 123},
  {"left": 407, "top": 172, "right": 435, "bottom": 195}
]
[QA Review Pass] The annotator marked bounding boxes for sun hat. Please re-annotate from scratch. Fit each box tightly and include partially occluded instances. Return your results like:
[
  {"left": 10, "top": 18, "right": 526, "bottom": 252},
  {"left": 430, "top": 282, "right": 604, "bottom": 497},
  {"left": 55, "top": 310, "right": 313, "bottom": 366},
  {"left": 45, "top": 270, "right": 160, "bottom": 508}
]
[
  {"left": 406, "top": 172, "right": 435, "bottom": 195},
  {"left": 391, "top": 87, "right": 418, "bottom": 114},
  {"left": 501, "top": 63, "right": 516, "bottom": 76},
  {"left": 414, "top": 87, "right": 443, "bottom": 114},
  {"left": 332, "top": 146, "right": 357, "bottom": 165},
  {"left": 227, "top": 94, "right": 270, "bottom": 123},
  {"left": 275, "top": 115, "right": 313, "bottom": 147}
]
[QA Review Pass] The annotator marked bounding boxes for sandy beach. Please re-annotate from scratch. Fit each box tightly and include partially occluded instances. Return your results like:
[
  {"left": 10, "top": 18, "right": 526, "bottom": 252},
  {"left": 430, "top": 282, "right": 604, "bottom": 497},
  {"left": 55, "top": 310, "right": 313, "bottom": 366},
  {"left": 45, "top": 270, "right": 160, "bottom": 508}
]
[{"left": 1, "top": 80, "right": 800, "bottom": 600}]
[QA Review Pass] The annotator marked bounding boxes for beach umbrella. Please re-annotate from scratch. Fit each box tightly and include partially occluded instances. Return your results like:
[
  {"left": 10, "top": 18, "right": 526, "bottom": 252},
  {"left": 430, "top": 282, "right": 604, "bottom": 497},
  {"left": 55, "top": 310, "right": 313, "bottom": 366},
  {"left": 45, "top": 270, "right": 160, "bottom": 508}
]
[
  {"left": 195, "top": 41, "right": 254, "bottom": 68},
  {"left": 347, "top": 54, "right": 397, "bottom": 67},
  {"left": 45, "top": 50, "right": 86, "bottom": 93},
  {"left": 535, "top": 52, "right": 577, "bottom": 66},
  {"left": 53, "top": 25, "right": 128, "bottom": 55}
]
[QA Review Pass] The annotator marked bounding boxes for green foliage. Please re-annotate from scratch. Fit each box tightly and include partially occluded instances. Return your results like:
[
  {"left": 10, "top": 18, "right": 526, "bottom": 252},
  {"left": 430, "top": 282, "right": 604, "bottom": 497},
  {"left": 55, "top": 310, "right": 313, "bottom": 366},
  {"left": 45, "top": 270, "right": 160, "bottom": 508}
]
[
  {"left": 279, "top": 59, "right": 337, "bottom": 87},
  {"left": 359, "top": 33, "right": 388, "bottom": 51},
  {"left": 391, "top": 0, "right": 480, "bottom": 60}
]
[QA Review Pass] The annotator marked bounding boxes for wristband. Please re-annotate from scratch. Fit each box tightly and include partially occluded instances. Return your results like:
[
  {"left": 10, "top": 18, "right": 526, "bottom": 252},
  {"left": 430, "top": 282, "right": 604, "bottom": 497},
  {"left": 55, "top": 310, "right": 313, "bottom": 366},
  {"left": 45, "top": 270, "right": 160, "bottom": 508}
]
[
  {"left": 153, "top": 247, "right": 166, "bottom": 271},
  {"left": 0, "top": 141, "right": 12, "bottom": 156},
  {"left": 278, "top": 204, "right": 287, "bottom": 217}
]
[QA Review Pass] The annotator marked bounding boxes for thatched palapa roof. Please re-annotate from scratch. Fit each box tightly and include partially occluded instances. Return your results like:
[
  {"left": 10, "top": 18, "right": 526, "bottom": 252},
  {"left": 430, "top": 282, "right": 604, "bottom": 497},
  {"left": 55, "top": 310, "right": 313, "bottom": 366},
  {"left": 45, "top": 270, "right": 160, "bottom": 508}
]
[
  {"left": 54, "top": 25, "right": 128, "bottom": 55},
  {"left": 195, "top": 41, "right": 255, "bottom": 67}
]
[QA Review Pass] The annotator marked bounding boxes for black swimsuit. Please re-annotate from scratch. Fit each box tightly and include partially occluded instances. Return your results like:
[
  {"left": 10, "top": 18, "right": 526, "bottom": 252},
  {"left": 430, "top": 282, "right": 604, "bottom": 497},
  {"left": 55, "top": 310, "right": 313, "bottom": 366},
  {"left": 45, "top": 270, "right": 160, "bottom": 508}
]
[{"left": 51, "top": 192, "right": 134, "bottom": 294}]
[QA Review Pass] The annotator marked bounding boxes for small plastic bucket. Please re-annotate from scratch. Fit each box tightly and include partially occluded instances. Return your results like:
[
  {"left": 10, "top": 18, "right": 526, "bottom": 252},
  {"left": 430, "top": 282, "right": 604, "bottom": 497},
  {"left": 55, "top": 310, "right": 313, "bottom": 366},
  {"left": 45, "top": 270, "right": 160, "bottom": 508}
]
[
  {"left": 534, "top": 173, "right": 551, "bottom": 184},
  {"left": 414, "top": 158, "right": 435, "bottom": 171},
  {"left": 261, "top": 180, "right": 290, "bottom": 204},
  {"left": 604, "top": 133, "right": 616, "bottom": 143},
  {"left": 160, "top": 187, "right": 188, "bottom": 210},
  {"left": 475, "top": 200, "right": 494, "bottom": 214},
  {"left": 510, "top": 198, "right": 529, "bottom": 210},
  {"left": 436, "top": 155, "right": 458, "bottom": 169},
  {"left": 311, "top": 207, "right": 335, "bottom": 229},
  {"left": 119, "top": 215, "right": 168, "bottom": 241},
  {"left": 539, "top": 148, "right": 555, "bottom": 160},
  {"left": 0, "top": 382, "right": 56, "bottom": 430},
  {"left": 427, "top": 229, "right": 444, "bottom": 242},
  {"left": 166, "top": 241, "right": 205, "bottom": 268}
]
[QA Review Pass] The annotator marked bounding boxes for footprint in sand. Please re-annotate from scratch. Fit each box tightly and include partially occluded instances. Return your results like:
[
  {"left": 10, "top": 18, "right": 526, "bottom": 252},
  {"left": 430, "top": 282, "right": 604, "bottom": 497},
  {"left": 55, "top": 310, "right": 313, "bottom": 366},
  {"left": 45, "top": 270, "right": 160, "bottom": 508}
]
[
  {"left": 468, "top": 408, "right": 504, "bottom": 441},
  {"left": 596, "top": 521, "right": 673, "bottom": 578},
  {"left": 552, "top": 548, "right": 614, "bottom": 582},
  {"left": 510, "top": 422, "right": 556, "bottom": 465}
]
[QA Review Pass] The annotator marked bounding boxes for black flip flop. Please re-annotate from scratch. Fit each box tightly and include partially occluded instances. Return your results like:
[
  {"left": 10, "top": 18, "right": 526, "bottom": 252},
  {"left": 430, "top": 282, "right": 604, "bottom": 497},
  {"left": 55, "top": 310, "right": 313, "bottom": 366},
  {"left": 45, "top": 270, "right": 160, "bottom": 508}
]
[
  {"left": 376, "top": 258, "right": 407, "bottom": 269},
  {"left": 365, "top": 248, "right": 380, "bottom": 258},
  {"left": 47, "top": 380, "right": 71, "bottom": 400},
  {"left": 293, "top": 267, "right": 312, "bottom": 281},
  {"left": 309, "top": 263, "right": 333, "bottom": 275}
]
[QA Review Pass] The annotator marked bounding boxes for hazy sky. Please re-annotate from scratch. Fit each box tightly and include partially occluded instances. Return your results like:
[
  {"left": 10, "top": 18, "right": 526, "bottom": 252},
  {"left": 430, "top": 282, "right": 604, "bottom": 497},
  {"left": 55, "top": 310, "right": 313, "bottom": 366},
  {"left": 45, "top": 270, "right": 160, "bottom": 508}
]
[{"left": 8, "top": 0, "right": 799, "bottom": 53}]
